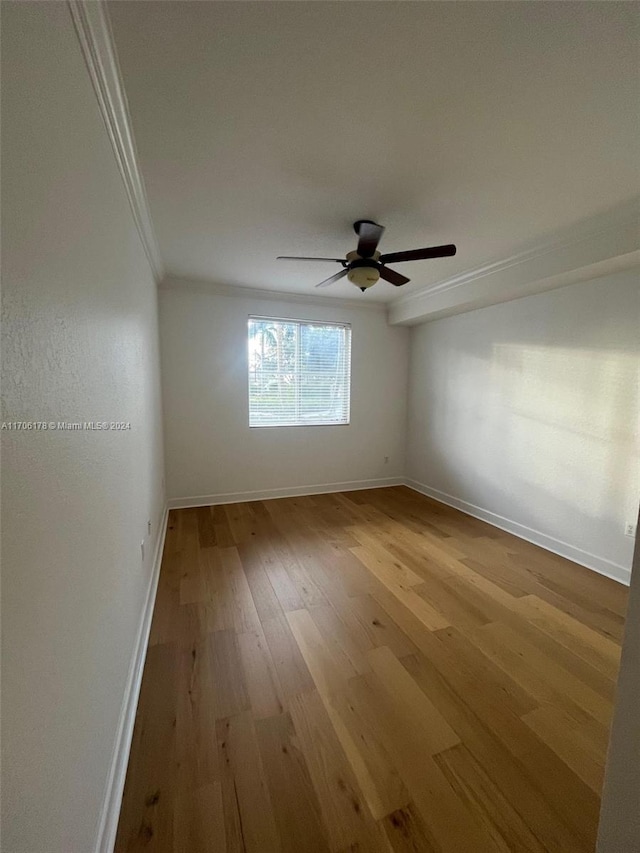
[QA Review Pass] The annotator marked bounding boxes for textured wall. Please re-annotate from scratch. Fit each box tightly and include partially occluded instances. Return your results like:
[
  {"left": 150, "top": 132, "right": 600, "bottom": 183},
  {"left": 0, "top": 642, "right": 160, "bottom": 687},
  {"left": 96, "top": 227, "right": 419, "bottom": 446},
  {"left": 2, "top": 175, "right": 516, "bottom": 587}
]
[
  {"left": 159, "top": 280, "right": 409, "bottom": 501},
  {"left": 598, "top": 508, "right": 640, "bottom": 849},
  {"left": 406, "top": 270, "right": 639, "bottom": 577},
  {"left": 1, "top": 4, "right": 165, "bottom": 851}
]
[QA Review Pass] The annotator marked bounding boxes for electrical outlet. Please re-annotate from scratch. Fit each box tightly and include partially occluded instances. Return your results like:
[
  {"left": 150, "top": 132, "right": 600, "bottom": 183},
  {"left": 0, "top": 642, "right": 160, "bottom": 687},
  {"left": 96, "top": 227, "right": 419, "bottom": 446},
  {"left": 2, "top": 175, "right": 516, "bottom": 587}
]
[
  {"left": 625, "top": 523, "right": 637, "bottom": 537},
  {"left": 141, "top": 540, "right": 145, "bottom": 560}
]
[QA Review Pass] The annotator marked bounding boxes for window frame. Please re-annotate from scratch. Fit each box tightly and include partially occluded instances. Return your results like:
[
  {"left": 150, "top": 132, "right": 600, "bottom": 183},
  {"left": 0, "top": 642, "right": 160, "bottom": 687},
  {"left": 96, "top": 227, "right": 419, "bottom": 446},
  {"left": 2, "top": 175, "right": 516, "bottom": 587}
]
[{"left": 247, "top": 314, "right": 352, "bottom": 429}]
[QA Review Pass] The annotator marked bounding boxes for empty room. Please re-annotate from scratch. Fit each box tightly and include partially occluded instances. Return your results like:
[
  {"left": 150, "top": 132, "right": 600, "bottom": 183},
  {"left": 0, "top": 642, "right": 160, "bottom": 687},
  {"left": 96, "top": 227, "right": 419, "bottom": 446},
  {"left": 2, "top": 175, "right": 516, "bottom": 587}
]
[{"left": 2, "top": 2, "right": 639, "bottom": 852}]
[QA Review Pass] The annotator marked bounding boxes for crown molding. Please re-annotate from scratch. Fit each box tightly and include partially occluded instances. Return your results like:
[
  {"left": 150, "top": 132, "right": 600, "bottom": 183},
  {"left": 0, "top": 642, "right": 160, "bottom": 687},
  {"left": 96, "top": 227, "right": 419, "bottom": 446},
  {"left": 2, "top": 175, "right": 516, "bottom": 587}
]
[
  {"left": 68, "top": 0, "right": 164, "bottom": 282},
  {"left": 389, "top": 201, "right": 640, "bottom": 325},
  {"left": 160, "top": 275, "right": 388, "bottom": 312}
]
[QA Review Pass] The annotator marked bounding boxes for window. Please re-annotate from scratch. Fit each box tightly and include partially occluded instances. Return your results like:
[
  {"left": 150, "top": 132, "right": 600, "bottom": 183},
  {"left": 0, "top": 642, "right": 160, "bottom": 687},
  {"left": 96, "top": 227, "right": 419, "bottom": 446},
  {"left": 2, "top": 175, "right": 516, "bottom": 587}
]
[{"left": 248, "top": 316, "right": 351, "bottom": 427}]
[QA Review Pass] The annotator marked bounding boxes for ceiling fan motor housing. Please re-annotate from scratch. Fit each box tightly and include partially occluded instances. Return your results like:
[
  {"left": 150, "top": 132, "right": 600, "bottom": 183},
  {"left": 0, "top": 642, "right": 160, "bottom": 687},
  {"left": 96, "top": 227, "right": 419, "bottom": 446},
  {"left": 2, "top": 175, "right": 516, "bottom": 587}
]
[{"left": 346, "top": 250, "right": 380, "bottom": 290}]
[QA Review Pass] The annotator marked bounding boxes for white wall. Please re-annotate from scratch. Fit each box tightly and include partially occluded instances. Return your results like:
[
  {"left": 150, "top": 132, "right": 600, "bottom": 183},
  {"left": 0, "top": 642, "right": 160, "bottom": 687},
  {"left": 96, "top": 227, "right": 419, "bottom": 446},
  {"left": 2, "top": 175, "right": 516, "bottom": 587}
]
[
  {"left": 160, "top": 280, "right": 409, "bottom": 503},
  {"left": 598, "top": 511, "right": 640, "bottom": 850},
  {"left": 1, "top": 4, "right": 165, "bottom": 852},
  {"left": 406, "top": 270, "right": 639, "bottom": 582}
]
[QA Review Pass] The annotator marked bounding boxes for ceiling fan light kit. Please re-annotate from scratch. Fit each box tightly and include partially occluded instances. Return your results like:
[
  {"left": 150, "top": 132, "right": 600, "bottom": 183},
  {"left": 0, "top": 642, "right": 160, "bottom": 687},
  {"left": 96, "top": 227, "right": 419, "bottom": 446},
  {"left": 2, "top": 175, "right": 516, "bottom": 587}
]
[
  {"left": 346, "top": 251, "right": 380, "bottom": 290},
  {"left": 277, "top": 220, "right": 457, "bottom": 292}
]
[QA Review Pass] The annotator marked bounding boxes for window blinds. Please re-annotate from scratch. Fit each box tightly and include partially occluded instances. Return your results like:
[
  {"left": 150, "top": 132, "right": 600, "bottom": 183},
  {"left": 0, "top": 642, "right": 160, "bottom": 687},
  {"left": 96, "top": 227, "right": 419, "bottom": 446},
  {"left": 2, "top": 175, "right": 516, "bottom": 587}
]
[{"left": 248, "top": 316, "right": 352, "bottom": 427}]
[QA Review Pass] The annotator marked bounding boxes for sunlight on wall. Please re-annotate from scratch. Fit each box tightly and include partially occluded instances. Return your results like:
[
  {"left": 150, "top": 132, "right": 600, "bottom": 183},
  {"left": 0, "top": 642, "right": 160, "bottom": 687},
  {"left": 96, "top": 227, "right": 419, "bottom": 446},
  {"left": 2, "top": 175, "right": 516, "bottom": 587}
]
[
  {"left": 407, "top": 271, "right": 639, "bottom": 571},
  {"left": 490, "top": 344, "right": 639, "bottom": 522}
]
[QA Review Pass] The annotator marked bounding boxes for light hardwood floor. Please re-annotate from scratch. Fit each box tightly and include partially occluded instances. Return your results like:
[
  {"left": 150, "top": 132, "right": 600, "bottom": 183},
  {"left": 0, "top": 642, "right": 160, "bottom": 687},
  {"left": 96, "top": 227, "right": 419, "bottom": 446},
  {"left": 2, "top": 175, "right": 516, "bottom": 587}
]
[{"left": 116, "top": 486, "right": 628, "bottom": 852}]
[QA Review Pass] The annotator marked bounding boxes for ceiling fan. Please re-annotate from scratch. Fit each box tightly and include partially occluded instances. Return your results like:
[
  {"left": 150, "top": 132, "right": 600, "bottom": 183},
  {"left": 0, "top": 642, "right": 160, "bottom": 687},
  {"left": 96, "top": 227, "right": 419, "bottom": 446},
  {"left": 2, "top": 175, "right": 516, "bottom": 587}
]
[{"left": 277, "top": 220, "right": 456, "bottom": 292}]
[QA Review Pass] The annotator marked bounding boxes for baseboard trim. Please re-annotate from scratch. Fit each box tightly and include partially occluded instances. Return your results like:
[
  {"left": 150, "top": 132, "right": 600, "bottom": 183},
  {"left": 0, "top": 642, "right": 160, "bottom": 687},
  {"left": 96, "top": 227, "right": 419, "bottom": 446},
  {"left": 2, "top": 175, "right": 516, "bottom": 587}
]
[
  {"left": 168, "top": 477, "right": 404, "bottom": 509},
  {"left": 94, "top": 504, "right": 169, "bottom": 853},
  {"left": 404, "top": 479, "right": 631, "bottom": 586}
]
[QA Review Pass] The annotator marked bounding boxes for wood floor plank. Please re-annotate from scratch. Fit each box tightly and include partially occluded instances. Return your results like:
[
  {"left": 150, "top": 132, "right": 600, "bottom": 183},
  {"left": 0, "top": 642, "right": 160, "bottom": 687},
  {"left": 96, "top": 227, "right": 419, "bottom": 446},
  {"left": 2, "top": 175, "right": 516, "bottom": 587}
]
[
  {"left": 222, "top": 546, "right": 264, "bottom": 632},
  {"left": 216, "top": 711, "right": 282, "bottom": 852},
  {"left": 148, "top": 581, "right": 182, "bottom": 647},
  {"left": 372, "top": 586, "right": 446, "bottom": 652},
  {"left": 471, "top": 621, "right": 613, "bottom": 727},
  {"left": 435, "top": 577, "right": 617, "bottom": 702},
  {"left": 345, "top": 513, "right": 455, "bottom": 584},
  {"left": 115, "top": 644, "right": 179, "bottom": 852},
  {"left": 432, "top": 625, "right": 539, "bottom": 719},
  {"left": 337, "top": 593, "right": 422, "bottom": 660},
  {"left": 352, "top": 546, "right": 450, "bottom": 631},
  {"left": 499, "top": 608, "right": 617, "bottom": 702},
  {"left": 347, "top": 533, "right": 426, "bottom": 587},
  {"left": 330, "top": 684, "right": 411, "bottom": 822},
  {"left": 179, "top": 548, "right": 209, "bottom": 605},
  {"left": 415, "top": 576, "right": 492, "bottom": 631},
  {"left": 196, "top": 506, "right": 217, "bottom": 548},
  {"left": 174, "top": 507, "right": 199, "bottom": 556},
  {"left": 366, "top": 645, "right": 460, "bottom": 756},
  {"left": 440, "top": 538, "right": 534, "bottom": 598},
  {"left": 237, "top": 625, "right": 285, "bottom": 719},
  {"left": 400, "top": 653, "right": 589, "bottom": 853},
  {"left": 287, "top": 608, "right": 409, "bottom": 820},
  {"left": 289, "top": 689, "right": 392, "bottom": 853},
  {"left": 354, "top": 490, "right": 446, "bottom": 535},
  {"left": 525, "top": 580, "right": 626, "bottom": 642},
  {"left": 212, "top": 504, "right": 235, "bottom": 548},
  {"left": 203, "top": 546, "right": 263, "bottom": 634},
  {"left": 223, "top": 500, "right": 258, "bottom": 544},
  {"left": 268, "top": 519, "right": 366, "bottom": 600},
  {"left": 508, "top": 544, "right": 628, "bottom": 617},
  {"left": 286, "top": 608, "right": 358, "bottom": 694},
  {"left": 507, "top": 550, "right": 627, "bottom": 634},
  {"left": 237, "top": 539, "right": 283, "bottom": 624},
  {"left": 254, "top": 526, "right": 306, "bottom": 612},
  {"left": 512, "top": 593, "right": 621, "bottom": 678},
  {"left": 256, "top": 712, "right": 330, "bottom": 853},
  {"left": 118, "top": 488, "right": 627, "bottom": 852},
  {"left": 382, "top": 802, "right": 440, "bottom": 853},
  {"left": 522, "top": 706, "right": 606, "bottom": 794},
  {"left": 367, "top": 490, "right": 456, "bottom": 544},
  {"left": 346, "top": 673, "right": 504, "bottom": 852},
  {"left": 261, "top": 613, "right": 315, "bottom": 698},
  {"left": 402, "top": 652, "right": 600, "bottom": 851},
  {"left": 208, "top": 629, "right": 250, "bottom": 720},
  {"left": 175, "top": 641, "right": 220, "bottom": 791},
  {"left": 310, "top": 537, "right": 381, "bottom": 598},
  {"left": 308, "top": 601, "right": 372, "bottom": 676},
  {"left": 372, "top": 589, "right": 540, "bottom": 725},
  {"left": 173, "top": 782, "right": 226, "bottom": 853},
  {"left": 348, "top": 506, "right": 464, "bottom": 579},
  {"left": 265, "top": 525, "right": 328, "bottom": 608},
  {"left": 198, "top": 548, "right": 237, "bottom": 631},
  {"left": 362, "top": 592, "right": 602, "bottom": 846},
  {"left": 445, "top": 560, "right": 525, "bottom": 611},
  {"left": 433, "top": 744, "right": 547, "bottom": 853}
]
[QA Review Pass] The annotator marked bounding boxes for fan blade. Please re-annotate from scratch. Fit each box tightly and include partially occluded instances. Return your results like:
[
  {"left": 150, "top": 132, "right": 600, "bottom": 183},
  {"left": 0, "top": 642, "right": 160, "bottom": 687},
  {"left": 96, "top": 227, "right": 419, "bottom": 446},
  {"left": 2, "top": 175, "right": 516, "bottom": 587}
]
[
  {"left": 277, "top": 256, "right": 345, "bottom": 263},
  {"left": 315, "top": 269, "right": 349, "bottom": 288},
  {"left": 379, "top": 244, "right": 457, "bottom": 264},
  {"left": 379, "top": 266, "right": 410, "bottom": 287},
  {"left": 356, "top": 221, "right": 385, "bottom": 258}
]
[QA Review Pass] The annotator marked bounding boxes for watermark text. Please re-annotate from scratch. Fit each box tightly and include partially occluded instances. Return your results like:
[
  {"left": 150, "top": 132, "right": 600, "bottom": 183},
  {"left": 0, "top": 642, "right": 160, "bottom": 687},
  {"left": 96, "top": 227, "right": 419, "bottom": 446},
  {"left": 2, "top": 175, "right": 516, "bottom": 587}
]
[{"left": 1, "top": 421, "right": 132, "bottom": 431}]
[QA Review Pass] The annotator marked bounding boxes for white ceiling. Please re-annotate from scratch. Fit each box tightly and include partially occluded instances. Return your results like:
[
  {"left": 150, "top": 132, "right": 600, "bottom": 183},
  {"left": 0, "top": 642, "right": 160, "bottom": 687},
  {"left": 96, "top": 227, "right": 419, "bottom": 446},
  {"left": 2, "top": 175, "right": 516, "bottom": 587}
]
[{"left": 108, "top": 1, "right": 638, "bottom": 303}]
